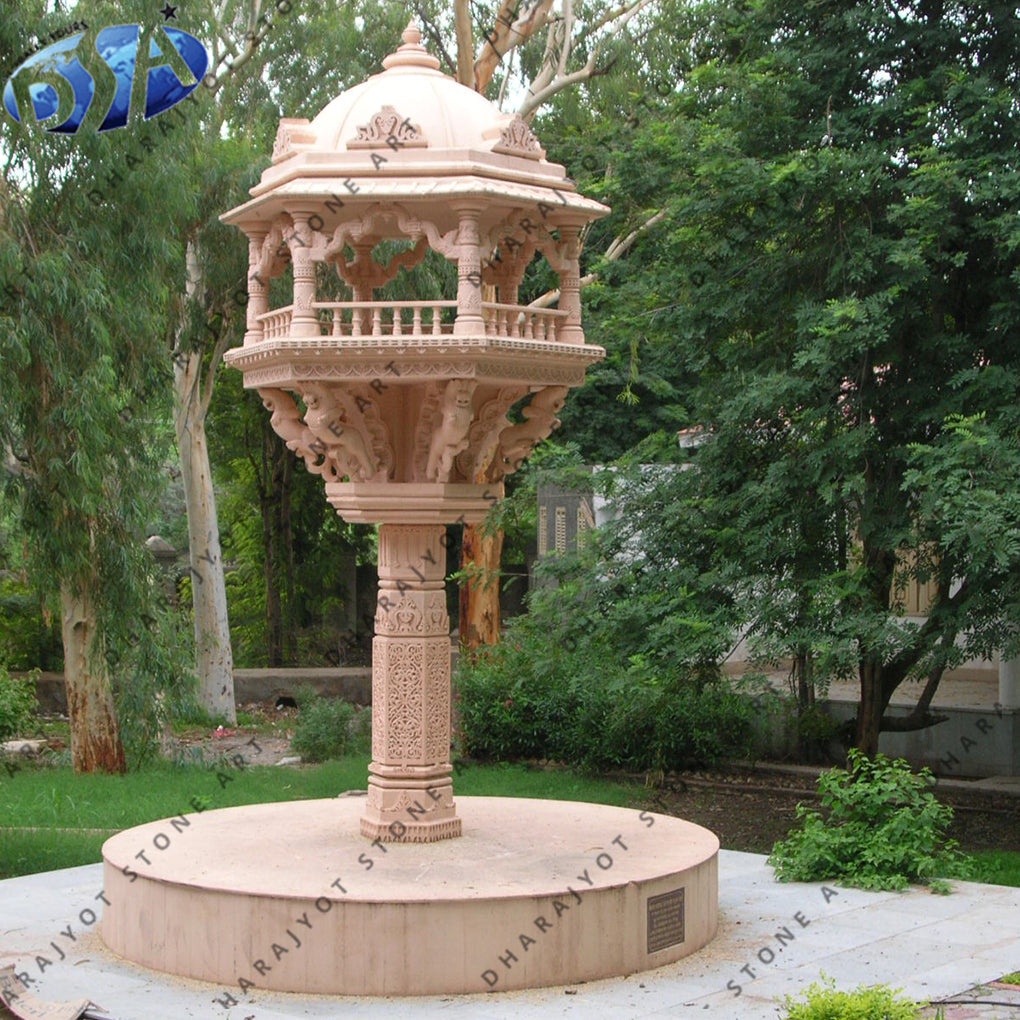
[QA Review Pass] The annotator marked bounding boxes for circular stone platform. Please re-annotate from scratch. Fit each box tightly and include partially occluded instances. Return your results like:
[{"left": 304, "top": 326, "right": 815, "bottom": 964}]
[{"left": 101, "top": 796, "right": 718, "bottom": 996}]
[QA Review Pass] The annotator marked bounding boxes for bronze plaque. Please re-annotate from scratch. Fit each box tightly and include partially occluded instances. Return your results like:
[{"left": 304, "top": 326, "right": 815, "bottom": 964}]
[{"left": 646, "top": 888, "right": 685, "bottom": 954}]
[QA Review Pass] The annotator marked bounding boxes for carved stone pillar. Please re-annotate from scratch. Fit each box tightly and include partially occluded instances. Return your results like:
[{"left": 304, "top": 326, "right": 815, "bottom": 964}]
[
  {"left": 361, "top": 524, "right": 461, "bottom": 842},
  {"left": 244, "top": 230, "right": 268, "bottom": 346},
  {"left": 557, "top": 223, "right": 584, "bottom": 344},
  {"left": 453, "top": 203, "right": 485, "bottom": 336},
  {"left": 351, "top": 241, "right": 376, "bottom": 336},
  {"left": 289, "top": 213, "right": 319, "bottom": 337}
]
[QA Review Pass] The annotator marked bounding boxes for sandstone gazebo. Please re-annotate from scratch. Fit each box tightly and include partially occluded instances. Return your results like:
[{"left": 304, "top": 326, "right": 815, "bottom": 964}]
[
  {"left": 101, "top": 25, "right": 719, "bottom": 996},
  {"left": 220, "top": 21, "right": 607, "bottom": 842}
]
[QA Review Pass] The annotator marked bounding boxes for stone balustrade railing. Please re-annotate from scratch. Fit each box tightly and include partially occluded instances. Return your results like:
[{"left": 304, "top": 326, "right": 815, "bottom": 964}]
[
  {"left": 315, "top": 301, "right": 458, "bottom": 337},
  {"left": 256, "top": 301, "right": 570, "bottom": 342},
  {"left": 480, "top": 302, "right": 569, "bottom": 342}
]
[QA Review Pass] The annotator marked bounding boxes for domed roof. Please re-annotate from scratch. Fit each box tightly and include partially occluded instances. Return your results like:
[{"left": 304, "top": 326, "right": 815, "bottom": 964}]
[
  {"left": 308, "top": 22, "right": 529, "bottom": 156},
  {"left": 232, "top": 20, "right": 609, "bottom": 226}
]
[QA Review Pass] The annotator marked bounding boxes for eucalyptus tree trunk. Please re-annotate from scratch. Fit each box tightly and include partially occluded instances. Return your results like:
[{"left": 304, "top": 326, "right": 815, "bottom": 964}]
[
  {"left": 173, "top": 242, "right": 236, "bottom": 722},
  {"left": 452, "top": 0, "right": 656, "bottom": 648},
  {"left": 459, "top": 281, "right": 504, "bottom": 649},
  {"left": 459, "top": 524, "right": 504, "bottom": 648},
  {"left": 60, "top": 581, "right": 125, "bottom": 773}
]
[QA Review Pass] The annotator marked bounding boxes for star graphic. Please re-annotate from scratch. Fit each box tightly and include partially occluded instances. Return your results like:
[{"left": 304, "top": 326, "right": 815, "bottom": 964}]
[{"left": 159, "top": 2, "right": 178, "bottom": 21}]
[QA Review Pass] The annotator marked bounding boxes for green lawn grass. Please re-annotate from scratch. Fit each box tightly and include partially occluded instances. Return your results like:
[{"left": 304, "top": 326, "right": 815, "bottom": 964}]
[
  {"left": 966, "top": 850, "right": 1020, "bottom": 887},
  {"left": 0, "top": 758, "right": 645, "bottom": 879}
]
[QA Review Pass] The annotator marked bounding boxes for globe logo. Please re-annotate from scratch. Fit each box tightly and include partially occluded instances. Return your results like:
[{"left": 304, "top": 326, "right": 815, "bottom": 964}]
[{"left": 3, "top": 23, "right": 208, "bottom": 133}]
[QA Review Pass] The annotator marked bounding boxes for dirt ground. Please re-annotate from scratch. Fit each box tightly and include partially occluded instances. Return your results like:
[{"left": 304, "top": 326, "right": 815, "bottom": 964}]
[{"left": 639, "top": 766, "right": 1020, "bottom": 855}]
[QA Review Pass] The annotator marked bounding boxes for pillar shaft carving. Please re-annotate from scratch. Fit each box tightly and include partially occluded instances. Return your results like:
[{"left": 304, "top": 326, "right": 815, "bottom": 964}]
[
  {"left": 289, "top": 213, "right": 320, "bottom": 337},
  {"left": 454, "top": 204, "right": 484, "bottom": 336},
  {"left": 244, "top": 230, "right": 269, "bottom": 345},
  {"left": 361, "top": 524, "right": 461, "bottom": 842},
  {"left": 556, "top": 224, "right": 584, "bottom": 344}
]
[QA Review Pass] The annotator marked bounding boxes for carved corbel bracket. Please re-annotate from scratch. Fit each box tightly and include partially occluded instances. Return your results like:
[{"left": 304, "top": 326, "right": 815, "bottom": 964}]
[
  {"left": 425, "top": 379, "right": 477, "bottom": 482},
  {"left": 456, "top": 386, "right": 529, "bottom": 481},
  {"left": 412, "top": 381, "right": 445, "bottom": 481},
  {"left": 255, "top": 221, "right": 292, "bottom": 279},
  {"left": 492, "top": 386, "right": 569, "bottom": 479},
  {"left": 299, "top": 382, "right": 392, "bottom": 482},
  {"left": 259, "top": 388, "right": 342, "bottom": 482}
]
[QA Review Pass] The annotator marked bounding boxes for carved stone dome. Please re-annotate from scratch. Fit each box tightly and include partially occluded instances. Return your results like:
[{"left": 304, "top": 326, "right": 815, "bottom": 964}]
[
  {"left": 266, "top": 20, "right": 550, "bottom": 177},
  {"left": 309, "top": 22, "right": 541, "bottom": 158}
]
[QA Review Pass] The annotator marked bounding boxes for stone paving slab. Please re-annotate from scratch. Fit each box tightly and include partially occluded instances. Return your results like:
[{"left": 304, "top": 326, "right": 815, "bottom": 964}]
[
  {"left": 1, "top": 851, "right": 1019, "bottom": 1019},
  {"left": 918, "top": 980, "right": 1020, "bottom": 1019}
]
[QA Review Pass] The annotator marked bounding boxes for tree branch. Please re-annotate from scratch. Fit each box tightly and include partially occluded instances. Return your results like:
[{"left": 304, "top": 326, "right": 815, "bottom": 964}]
[
  {"left": 528, "top": 208, "right": 667, "bottom": 308},
  {"left": 415, "top": 4, "right": 458, "bottom": 76},
  {"left": 474, "top": 0, "right": 555, "bottom": 94},
  {"left": 878, "top": 710, "right": 949, "bottom": 732},
  {"left": 454, "top": 0, "right": 474, "bottom": 86},
  {"left": 517, "top": 0, "right": 656, "bottom": 118}
]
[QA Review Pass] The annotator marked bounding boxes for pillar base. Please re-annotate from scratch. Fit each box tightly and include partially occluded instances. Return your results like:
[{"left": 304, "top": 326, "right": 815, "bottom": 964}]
[
  {"left": 361, "top": 774, "right": 461, "bottom": 842},
  {"left": 360, "top": 816, "right": 463, "bottom": 842},
  {"left": 101, "top": 797, "right": 719, "bottom": 995}
]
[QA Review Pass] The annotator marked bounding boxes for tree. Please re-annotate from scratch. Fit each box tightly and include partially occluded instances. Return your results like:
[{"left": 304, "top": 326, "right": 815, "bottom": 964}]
[
  {"left": 1, "top": 0, "right": 201, "bottom": 770},
  {"left": 577, "top": 0, "right": 1020, "bottom": 753},
  {"left": 422, "top": 0, "right": 666, "bottom": 647},
  {"left": 163, "top": 0, "right": 417, "bottom": 711}
]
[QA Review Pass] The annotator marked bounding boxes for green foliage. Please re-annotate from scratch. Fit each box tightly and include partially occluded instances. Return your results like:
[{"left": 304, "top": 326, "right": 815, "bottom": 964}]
[
  {"left": 289, "top": 686, "right": 356, "bottom": 763},
  {"left": 455, "top": 569, "right": 757, "bottom": 772},
  {"left": 111, "top": 604, "right": 199, "bottom": 768},
  {"left": 559, "top": 0, "right": 1020, "bottom": 752},
  {"left": 0, "top": 549, "right": 62, "bottom": 670},
  {"left": 780, "top": 976, "right": 918, "bottom": 1020},
  {"left": 0, "top": 664, "right": 38, "bottom": 742},
  {"left": 999, "top": 972, "right": 1020, "bottom": 985},
  {"left": 966, "top": 850, "right": 1020, "bottom": 889},
  {"left": 768, "top": 750, "right": 971, "bottom": 891}
]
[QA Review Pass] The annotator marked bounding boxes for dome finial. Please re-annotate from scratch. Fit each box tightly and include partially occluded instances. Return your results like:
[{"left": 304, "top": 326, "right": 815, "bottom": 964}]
[
  {"left": 382, "top": 17, "right": 441, "bottom": 71},
  {"left": 402, "top": 20, "right": 421, "bottom": 46}
]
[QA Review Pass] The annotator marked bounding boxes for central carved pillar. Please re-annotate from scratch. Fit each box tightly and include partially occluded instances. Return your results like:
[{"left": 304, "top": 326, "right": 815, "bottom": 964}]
[
  {"left": 361, "top": 524, "right": 461, "bottom": 842},
  {"left": 244, "top": 230, "right": 268, "bottom": 346},
  {"left": 453, "top": 202, "right": 485, "bottom": 336},
  {"left": 290, "top": 213, "right": 320, "bottom": 337}
]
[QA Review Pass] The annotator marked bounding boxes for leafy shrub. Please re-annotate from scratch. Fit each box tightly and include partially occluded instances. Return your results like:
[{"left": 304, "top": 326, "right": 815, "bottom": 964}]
[
  {"left": 768, "top": 749, "right": 971, "bottom": 891},
  {"left": 455, "top": 611, "right": 757, "bottom": 772},
  {"left": 347, "top": 704, "right": 372, "bottom": 755},
  {"left": 0, "top": 664, "right": 38, "bottom": 742},
  {"left": 290, "top": 685, "right": 355, "bottom": 763},
  {"left": 780, "top": 976, "right": 917, "bottom": 1020}
]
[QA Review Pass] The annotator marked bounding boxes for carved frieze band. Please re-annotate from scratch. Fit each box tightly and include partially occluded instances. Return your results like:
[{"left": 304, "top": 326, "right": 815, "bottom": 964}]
[
  {"left": 238, "top": 361, "right": 586, "bottom": 389},
  {"left": 375, "top": 591, "right": 449, "bottom": 637}
]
